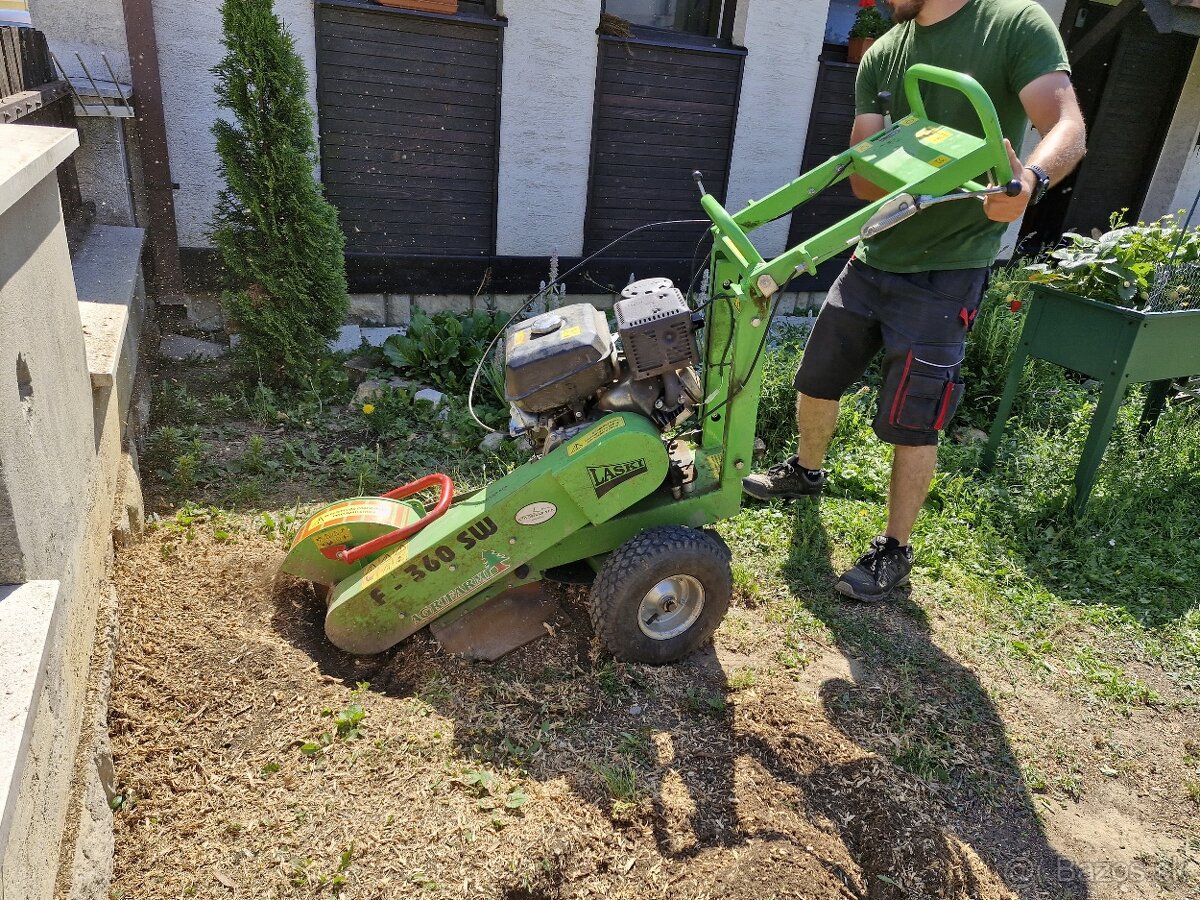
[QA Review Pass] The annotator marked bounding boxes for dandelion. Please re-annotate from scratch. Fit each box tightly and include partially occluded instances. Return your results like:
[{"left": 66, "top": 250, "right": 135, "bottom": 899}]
[{"left": 362, "top": 403, "right": 376, "bottom": 415}]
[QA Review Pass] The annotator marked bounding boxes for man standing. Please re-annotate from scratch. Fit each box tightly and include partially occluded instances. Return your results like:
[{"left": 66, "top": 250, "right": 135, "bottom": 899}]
[{"left": 743, "top": 0, "right": 1086, "bottom": 601}]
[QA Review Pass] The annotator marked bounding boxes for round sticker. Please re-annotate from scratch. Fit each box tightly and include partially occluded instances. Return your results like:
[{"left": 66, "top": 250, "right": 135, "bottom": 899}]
[{"left": 515, "top": 501, "right": 557, "bottom": 526}]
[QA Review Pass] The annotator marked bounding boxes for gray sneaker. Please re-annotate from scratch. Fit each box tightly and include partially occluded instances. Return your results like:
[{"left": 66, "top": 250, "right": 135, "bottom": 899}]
[
  {"left": 836, "top": 536, "right": 914, "bottom": 602},
  {"left": 741, "top": 456, "right": 826, "bottom": 501}
]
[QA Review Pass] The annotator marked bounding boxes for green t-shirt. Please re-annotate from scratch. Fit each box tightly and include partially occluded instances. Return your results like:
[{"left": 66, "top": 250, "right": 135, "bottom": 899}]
[{"left": 853, "top": 0, "right": 1070, "bottom": 273}]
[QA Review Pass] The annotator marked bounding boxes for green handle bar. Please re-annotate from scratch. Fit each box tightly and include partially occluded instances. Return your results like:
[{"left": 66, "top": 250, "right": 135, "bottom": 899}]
[
  {"left": 701, "top": 193, "right": 763, "bottom": 269},
  {"left": 903, "top": 64, "right": 1015, "bottom": 186}
]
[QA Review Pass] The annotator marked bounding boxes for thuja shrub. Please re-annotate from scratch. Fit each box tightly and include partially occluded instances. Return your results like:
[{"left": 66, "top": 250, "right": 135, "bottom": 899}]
[{"left": 211, "top": 0, "right": 348, "bottom": 386}]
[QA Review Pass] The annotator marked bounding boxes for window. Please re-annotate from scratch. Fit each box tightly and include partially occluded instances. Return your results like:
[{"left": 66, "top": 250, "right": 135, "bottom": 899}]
[
  {"left": 823, "top": 0, "right": 890, "bottom": 44},
  {"left": 603, "top": 0, "right": 731, "bottom": 39}
]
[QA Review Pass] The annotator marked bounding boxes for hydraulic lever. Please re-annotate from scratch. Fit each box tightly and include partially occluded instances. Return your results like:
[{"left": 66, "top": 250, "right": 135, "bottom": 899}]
[{"left": 860, "top": 178, "right": 1024, "bottom": 240}]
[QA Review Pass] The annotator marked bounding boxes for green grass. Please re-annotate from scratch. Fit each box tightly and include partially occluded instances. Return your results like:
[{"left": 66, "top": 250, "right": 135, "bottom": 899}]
[{"left": 726, "top": 270, "right": 1200, "bottom": 719}]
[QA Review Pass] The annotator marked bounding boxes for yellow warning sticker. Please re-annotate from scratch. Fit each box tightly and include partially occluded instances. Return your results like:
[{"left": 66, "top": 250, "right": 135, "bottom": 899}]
[
  {"left": 559, "top": 325, "right": 582, "bottom": 340},
  {"left": 929, "top": 154, "right": 951, "bottom": 168},
  {"left": 311, "top": 525, "right": 352, "bottom": 550},
  {"left": 361, "top": 544, "right": 410, "bottom": 587},
  {"left": 567, "top": 416, "right": 624, "bottom": 456},
  {"left": 854, "top": 141, "right": 873, "bottom": 153},
  {"left": 916, "top": 127, "right": 952, "bottom": 145},
  {"left": 899, "top": 114, "right": 918, "bottom": 126},
  {"left": 512, "top": 330, "right": 527, "bottom": 347}
]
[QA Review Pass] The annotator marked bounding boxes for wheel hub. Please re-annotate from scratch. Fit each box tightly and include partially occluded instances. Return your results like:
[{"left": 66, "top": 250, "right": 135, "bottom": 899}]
[{"left": 637, "top": 574, "right": 704, "bottom": 641}]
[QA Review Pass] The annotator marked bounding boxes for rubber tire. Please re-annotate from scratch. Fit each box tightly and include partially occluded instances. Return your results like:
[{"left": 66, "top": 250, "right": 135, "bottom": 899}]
[{"left": 588, "top": 526, "right": 732, "bottom": 665}]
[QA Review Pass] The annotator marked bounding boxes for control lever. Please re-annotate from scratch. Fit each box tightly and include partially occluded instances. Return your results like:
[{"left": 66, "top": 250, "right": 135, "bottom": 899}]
[
  {"left": 693, "top": 170, "right": 707, "bottom": 197},
  {"left": 860, "top": 178, "right": 1024, "bottom": 240},
  {"left": 878, "top": 91, "right": 893, "bottom": 129}
]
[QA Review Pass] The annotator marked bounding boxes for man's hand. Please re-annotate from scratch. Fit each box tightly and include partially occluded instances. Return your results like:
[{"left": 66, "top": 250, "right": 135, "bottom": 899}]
[{"left": 983, "top": 139, "right": 1034, "bottom": 223}]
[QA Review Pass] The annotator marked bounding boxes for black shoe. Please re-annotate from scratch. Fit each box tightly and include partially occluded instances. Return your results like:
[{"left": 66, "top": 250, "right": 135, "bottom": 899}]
[
  {"left": 836, "top": 536, "right": 914, "bottom": 602},
  {"left": 741, "top": 456, "right": 827, "bottom": 500}
]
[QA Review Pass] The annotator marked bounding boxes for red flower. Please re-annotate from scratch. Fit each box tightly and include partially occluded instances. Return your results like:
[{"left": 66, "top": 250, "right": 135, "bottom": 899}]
[
  {"left": 1009, "top": 298, "right": 1023, "bottom": 312},
  {"left": 859, "top": 0, "right": 876, "bottom": 7}
]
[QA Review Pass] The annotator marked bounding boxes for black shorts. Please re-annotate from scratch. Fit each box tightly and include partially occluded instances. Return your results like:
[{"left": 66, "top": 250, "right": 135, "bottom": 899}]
[{"left": 794, "top": 257, "right": 988, "bottom": 447}]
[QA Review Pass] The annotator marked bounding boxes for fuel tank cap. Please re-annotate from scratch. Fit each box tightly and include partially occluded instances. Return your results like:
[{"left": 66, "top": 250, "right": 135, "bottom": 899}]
[{"left": 528, "top": 313, "right": 564, "bottom": 336}]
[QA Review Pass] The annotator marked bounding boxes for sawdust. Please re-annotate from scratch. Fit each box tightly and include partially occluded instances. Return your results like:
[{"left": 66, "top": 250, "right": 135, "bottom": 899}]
[{"left": 108, "top": 525, "right": 1022, "bottom": 899}]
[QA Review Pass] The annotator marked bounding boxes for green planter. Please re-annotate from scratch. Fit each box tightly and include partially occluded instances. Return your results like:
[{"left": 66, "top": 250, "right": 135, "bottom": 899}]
[{"left": 983, "top": 283, "right": 1200, "bottom": 513}]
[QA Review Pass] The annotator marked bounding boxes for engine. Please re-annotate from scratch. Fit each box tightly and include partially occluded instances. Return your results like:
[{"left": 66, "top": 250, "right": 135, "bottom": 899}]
[{"left": 504, "top": 277, "right": 703, "bottom": 455}]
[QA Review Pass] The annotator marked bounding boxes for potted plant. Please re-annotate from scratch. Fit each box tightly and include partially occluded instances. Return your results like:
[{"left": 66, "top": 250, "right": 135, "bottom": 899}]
[
  {"left": 848, "top": 0, "right": 890, "bottom": 64},
  {"left": 983, "top": 212, "right": 1200, "bottom": 512}
]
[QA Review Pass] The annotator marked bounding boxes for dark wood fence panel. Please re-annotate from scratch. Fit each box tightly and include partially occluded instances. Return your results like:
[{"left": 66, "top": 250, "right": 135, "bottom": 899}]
[
  {"left": 584, "top": 36, "right": 744, "bottom": 260},
  {"left": 787, "top": 55, "right": 857, "bottom": 289},
  {"left": 316, "top": 1, "right": 502, "bottom": 257}
]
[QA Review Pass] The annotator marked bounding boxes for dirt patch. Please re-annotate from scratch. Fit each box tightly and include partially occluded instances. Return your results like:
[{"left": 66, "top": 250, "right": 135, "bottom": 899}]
[{"left": 109, "top": 524, "right": 1025, "bottom": 899}]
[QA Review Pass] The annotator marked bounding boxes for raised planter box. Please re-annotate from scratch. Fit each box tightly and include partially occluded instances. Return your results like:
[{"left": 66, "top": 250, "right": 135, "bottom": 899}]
[{"left": 984, "top": 284, "right": 1200, "bottom": 513}]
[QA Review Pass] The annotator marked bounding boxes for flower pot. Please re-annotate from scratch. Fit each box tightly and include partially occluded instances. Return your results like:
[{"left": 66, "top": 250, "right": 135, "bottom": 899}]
[
  {"left": 847, "top": 37, "right": 875, "bottom": 64},
  {"left": 374, "top": 0, "right": 458, "bottom": 13}
]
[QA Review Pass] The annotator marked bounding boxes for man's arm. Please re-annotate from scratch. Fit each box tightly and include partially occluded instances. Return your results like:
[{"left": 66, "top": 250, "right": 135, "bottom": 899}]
[
  {"left": 848, "top": 113, "right": 887, "bottom": 201},
  {"left": 984, "top": 70, "right": 1087, "bottom": 223}
]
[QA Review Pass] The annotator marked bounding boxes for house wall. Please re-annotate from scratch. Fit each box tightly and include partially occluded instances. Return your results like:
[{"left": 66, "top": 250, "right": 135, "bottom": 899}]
[
  {"left": 1143, "top": 44, "right": 1200, "bottom": 225},
  {"left": 151, "top": 0, "right": 319, "bottom": 248},
  {"left": 724, "top": 0, "right": 828, "bottom": 258},
  {"left": 494, "top": 0, "right": 601, "bottom": 256}
]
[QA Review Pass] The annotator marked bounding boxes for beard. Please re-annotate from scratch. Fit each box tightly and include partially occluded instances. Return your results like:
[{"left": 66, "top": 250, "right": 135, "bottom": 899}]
[{"left": 886, "top": 0, "right": 926, "bottom": 22}]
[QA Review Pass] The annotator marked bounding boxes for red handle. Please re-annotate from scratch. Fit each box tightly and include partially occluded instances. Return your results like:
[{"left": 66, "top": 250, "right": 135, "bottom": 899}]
[{"left": 335, "top": 473, "right": 455, "bottom": 564}]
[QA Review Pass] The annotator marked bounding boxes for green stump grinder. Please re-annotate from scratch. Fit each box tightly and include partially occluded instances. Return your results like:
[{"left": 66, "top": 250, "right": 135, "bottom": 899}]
[{"left": 281, "top": 65, "right": 1021, "bottom": 664}]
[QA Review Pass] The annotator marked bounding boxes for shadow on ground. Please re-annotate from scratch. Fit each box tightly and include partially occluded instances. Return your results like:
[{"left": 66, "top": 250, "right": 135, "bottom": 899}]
[
  {"left": 269, "top": 540, "right": 1046, "bottom": 898},
  {"left": 784, "top": 498, "right": 1090, "bottom": 899}
]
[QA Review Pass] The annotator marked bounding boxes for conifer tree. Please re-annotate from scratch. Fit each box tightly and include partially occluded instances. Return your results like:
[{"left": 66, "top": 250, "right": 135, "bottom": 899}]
[{"left": 211, "top": 0, "right": 348, "bottom": 385}]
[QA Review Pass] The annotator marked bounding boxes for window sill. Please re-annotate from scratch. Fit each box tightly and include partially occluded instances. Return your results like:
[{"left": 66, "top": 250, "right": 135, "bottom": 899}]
[
  {"left": 318, "top": 0, "right": 506, "bottom": 28},
  {"left": 597, "top": 29, "right": 746, "bottom": 56}
]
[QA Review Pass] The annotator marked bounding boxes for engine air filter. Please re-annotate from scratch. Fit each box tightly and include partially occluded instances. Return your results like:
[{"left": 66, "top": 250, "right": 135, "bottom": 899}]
[{"left": 614, "top": 278, "right": 698, "bottom": 380}]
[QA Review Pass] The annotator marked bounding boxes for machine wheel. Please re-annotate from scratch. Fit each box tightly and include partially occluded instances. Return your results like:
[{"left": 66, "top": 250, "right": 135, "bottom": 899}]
[{"left": 588, "top": 526, "right": 732, "bottom": 665}]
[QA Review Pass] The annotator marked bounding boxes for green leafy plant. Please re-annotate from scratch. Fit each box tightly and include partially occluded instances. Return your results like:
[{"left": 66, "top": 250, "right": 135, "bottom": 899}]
[
  {"left": 1025, "top": 211, "right": 1200, "bottom": 309},
  {"left": 382, "top": 310, "right": 506, "bottom": 395},
  {"left": 849, "top": 0, "right": 891, "bottom": 39},
  {"left": 211, "top": 0, "right": 348, "bottom": 387}
]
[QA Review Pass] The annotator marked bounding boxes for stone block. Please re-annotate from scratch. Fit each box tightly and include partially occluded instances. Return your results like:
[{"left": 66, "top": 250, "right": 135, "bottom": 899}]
[
  {"left": 0, "top": 581, "right": 62, "bottom": 858},
  {"left": 159, "top": 333, "right": 225, "bottom": 361},
  {"left": 386, "top": 293, "right": 411, "bottom": 326},
  {"left": 361, "top": 327, "right": 405, "bottom": 347},
  {"left": 413, "top": 294, "right": 474, "bottom": 316},
  {"left": 348, "top": 293, "right": 387, "bottom": 325},
  {"left": 415, "top": 388, "right": 446, "bottom": 408},
  {"left": 329, "top": 325, "right": 364, "bottom": 353}
]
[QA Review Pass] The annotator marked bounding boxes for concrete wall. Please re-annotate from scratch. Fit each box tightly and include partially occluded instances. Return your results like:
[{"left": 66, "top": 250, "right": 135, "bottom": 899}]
[
  {"left": 28, "top": 0, "right": 131, "bottom": 82},
  {"left": 494, "top": 0, "right": 602, "bottom": 257},
  {"left": 724, "top": 0, "right": 828, "bottom": 258},
  {"left": 152, "top": 0, "right": 319, "bottom": 248},
  {"left": 0, "top": 125, "right": 145, "bottom": 900}
]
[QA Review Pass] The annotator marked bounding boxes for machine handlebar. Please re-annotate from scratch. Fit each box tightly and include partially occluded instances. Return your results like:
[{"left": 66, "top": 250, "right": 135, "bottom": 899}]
[
  {"left": 335, "top": 473, "right": 455, "bottom": 564},
  {"left": 903, "top": 64, "right": 1015, "bottom": 186}
]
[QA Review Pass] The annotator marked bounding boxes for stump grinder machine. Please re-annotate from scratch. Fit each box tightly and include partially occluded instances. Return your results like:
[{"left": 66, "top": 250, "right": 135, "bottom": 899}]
[{"left": 281, "top": 65, "right": 1021, "bottom": 664}]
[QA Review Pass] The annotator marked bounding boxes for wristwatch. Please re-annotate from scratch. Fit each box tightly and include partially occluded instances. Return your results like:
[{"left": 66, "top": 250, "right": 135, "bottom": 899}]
[{"left": 1026, "top": 164, "right": 1051, "bottom": 205}]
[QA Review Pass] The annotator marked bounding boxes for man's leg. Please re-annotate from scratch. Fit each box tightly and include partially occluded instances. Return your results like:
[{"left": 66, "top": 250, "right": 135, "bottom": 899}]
[
  {"left": 796, "top": 393, "right": 840, "bottom": 471},
  {"left": 742, "top": 260, "right": 883, "bottom": 502},
  {"left": 886, "top": 444, "right": 938, "bottom": 545},
  {"left": 836, "top": 265, "right": 988, "bottom": 602}
]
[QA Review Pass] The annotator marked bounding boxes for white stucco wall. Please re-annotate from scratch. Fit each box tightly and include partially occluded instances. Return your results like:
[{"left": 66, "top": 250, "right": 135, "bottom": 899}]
[
  {"left": 723, "top": 0, "right": 829, "bottom": 258},
  {"left": 494, "top": 0, "right": 602, "bottom": 256},
  {"left": 1142, "top": 46, "right": 1200, "bottom": 223},
  {"left": 152, "top": 0, "right": 319, "bottom": 248}
]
